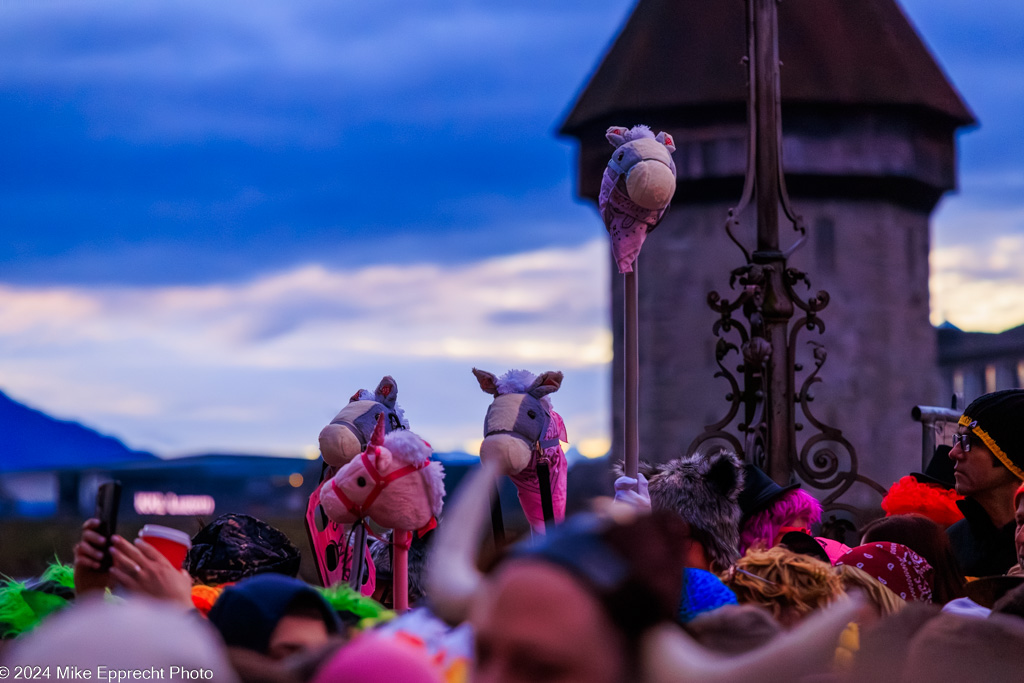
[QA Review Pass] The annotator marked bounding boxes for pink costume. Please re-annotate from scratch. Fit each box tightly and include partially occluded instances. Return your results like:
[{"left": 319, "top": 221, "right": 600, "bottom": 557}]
[{"left": 508, "top": 410, "right": 568, "bottom": 533}]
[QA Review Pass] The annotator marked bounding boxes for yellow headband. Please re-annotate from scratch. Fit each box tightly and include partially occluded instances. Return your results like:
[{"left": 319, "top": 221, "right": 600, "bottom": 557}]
[{"left": 959, "top": 414, "right": 1024, "bottom": 481}]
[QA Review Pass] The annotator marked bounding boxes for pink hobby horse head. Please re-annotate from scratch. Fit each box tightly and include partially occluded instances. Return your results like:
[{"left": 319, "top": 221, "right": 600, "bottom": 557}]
[
  {"left": 472, "top": 368, "right": 568, "bottom": 533},
  {"left": 599, "top": 124, "right": 677, "bottom": 273},
  {"left": 320, "top": 413, "right": 445, "bottom": 535},
  {"left": 307, "top": 375, "right": 410, "bottom": 590}
]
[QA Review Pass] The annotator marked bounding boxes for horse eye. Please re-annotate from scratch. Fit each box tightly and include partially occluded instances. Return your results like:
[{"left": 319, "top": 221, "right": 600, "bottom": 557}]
[
  {"left": 527, "top": 409, "right": 537, "bottom": 419},
  {"left": 617, "top": 151, "right": 624, "bottom": 161},
  {"left": 357, "top": 476, "right": 367, "bottom": 487}
]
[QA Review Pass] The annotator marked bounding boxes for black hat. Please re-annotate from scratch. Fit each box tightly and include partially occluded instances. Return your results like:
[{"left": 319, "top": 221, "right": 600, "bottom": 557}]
[
  {"left": 738, "top": 463, "right": 799, "bottom": 522},
  {"left": 912, "top": 445, "right": 956, "bottom": 490},
  {"left": 961, "top": 390, "right": 1024, "bottom": 481},
  {"left": 779, "top": 531, "right": 830, "bottom": 565},
  {"left": 207, "top": 574, "right": 340, "bottom": 654}
]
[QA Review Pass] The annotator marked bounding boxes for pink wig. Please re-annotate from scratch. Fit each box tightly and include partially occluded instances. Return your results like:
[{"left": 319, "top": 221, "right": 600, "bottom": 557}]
[{"left": 739, "top": 488, "right": 822, "bottom": 555}]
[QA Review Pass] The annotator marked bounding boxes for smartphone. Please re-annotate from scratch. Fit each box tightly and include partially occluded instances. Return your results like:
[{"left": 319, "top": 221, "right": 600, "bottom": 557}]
[{"left": 94, "top": 481, "right": 122, "bottom": 571}]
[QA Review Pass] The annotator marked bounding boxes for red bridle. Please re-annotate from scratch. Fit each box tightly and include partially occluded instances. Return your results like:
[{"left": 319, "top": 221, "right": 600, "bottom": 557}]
[{"left": 330, "top": 446, "right": 430, "bottom": 523}]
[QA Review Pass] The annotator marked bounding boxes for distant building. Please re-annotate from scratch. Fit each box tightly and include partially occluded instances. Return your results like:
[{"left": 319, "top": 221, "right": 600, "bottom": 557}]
[
  {"left": 937, "top": 322, "right": 1024, "bottom": 407},
  {"left": 560, "top": 0, "right": 975, "bottom": 494},
  {"left": 0, "top": 454, "right": 322, "bottom": 520}
]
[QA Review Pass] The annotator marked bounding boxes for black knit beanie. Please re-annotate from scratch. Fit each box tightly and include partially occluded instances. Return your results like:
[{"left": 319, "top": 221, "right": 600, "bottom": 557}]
[{"left": 961, "top": 389, "right": 1024, "bottom": 481}]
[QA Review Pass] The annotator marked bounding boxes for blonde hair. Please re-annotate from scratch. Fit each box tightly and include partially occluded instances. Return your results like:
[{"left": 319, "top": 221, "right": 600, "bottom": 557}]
[
  {"left": 833, "top": 564, "right": 905, "bottom": 617},
  {"left": 721, "top": 547, "right": 842, "bottom": 623}
]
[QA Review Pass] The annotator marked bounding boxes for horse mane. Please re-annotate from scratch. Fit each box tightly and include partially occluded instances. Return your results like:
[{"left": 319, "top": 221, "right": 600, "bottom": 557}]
[
  {"left": 623, "top": 124, "right": 654, "bottom": 141},
  {"left": 494, "top": 369, "right": 553, "bottom": 409},
  {"left": 383, "top": 430, "right": 445, "bottom": 517},
  {"left": 353, "top": 389, "right": 410, "bottom": 428}
]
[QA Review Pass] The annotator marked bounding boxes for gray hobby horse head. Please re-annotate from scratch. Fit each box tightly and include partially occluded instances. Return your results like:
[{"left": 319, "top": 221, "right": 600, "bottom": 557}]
[
  {"left": 318, "top": 375, "right": 408, "bottom": 467},
  {"left": 472, "top": 368, "right": 563, "bottom": 475}
]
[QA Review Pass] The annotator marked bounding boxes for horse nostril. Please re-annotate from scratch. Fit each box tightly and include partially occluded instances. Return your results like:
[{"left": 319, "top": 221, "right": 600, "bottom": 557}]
[
  {"left": 357, "top": 476, "right": 366, "bottom": 487},
  {"left": 527, "top": 410, "right": 537, "bottom": 419}
]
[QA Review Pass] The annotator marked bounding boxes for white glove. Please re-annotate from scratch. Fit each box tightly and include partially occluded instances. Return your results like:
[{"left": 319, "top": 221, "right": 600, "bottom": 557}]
[{"left": 613, "top": 473, "right": 651, "bottom": 511}]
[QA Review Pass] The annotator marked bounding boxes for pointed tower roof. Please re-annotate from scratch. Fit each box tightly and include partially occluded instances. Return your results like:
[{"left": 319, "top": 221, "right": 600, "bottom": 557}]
[{"left": 561, "top": 0, "right": 975, "bottom": 136}]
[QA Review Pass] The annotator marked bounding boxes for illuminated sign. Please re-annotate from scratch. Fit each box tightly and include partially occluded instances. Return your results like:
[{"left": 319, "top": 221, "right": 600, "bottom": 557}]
[{"left": 134, "top": 491, "right": 216, "bottom": 516}]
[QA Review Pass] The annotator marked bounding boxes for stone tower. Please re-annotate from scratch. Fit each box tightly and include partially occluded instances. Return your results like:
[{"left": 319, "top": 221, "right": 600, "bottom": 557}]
[{"left": 561, "top": 0, "right": 974, "bottom": 495}]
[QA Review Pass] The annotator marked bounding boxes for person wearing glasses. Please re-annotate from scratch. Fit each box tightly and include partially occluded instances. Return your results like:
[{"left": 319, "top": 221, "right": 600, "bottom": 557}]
[{"left": 946, "top": 389, "right": 1024, "bottom": 577}]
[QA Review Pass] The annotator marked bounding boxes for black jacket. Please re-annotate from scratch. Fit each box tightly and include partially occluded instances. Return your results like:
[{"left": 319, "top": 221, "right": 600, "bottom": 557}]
[{"left": 946, "top": 497, "right": 1016, "bottom": 577}]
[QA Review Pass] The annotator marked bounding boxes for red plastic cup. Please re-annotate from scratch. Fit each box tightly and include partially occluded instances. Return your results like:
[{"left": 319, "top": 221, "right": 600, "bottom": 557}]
[{"left": 138, "top": 524, "right": 192, "bottom": 569}]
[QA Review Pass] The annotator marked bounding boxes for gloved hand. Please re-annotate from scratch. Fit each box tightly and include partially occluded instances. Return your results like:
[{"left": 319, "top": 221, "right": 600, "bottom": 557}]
[{"left": 613, "top": 473, "right": 651, "bottom": 511}]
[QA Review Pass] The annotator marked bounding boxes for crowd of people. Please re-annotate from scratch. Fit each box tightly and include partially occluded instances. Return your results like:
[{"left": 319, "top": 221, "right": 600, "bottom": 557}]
[{"left": 1, "top": 389, "right": 1024, "bottom": 682}]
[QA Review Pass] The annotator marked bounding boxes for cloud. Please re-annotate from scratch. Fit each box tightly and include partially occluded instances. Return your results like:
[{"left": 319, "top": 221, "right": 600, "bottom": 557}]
[
  {"left": 931, "top": 170, "right": 1024, "bottom": 252},
  {"left": 0, "top": 240, "right": 612, "bottom": 455},
  {"left": 0, "top": 241, "right": 613, "bottom": 370},
  {"left": 0, "top": 0, "right": 621, "bottom": 288},
  {"left": 931, "top": 233, "right": 1024, "bottom": 332},
  {"left": 0, "top": 1, "right": 634, "bottom": 144}
]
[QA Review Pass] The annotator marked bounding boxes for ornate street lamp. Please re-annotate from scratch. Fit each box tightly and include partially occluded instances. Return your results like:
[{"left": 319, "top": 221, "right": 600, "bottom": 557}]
[{"left": 688, "top": 0, "right": 885, "bottom": 513}]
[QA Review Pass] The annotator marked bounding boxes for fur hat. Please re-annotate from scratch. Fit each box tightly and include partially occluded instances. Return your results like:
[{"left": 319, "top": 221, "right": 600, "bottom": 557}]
[
  {"left": 960, "top": 389, "right": 1024, "bottom": 481},
  {"left": 633, "top": 449, "right": 745, "bottom": 570}
]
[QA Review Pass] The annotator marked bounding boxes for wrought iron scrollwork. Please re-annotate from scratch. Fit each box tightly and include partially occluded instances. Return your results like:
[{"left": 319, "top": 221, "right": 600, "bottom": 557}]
[
  {"left": 793, "top": 341, "right": 887, "bottom": 507},
  {"left": 693, "top": 255, "right": 886, "bottom": 524},
  {"left": 693, "top": 264, "right": 885, "bottom": 516}
]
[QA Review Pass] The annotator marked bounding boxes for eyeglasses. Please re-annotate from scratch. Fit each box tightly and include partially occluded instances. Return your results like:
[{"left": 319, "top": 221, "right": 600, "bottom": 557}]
[
  {"left": 950, "top": 432, "right": 973, "bottom": 452},
  {"left": 725, "top": 565, "right": 778, "bottom": 587}
]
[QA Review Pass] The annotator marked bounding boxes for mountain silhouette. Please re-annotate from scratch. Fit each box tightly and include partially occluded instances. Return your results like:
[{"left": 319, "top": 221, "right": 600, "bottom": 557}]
[{"left": 0, "top": 390, "right": 155, "bottom": 473}]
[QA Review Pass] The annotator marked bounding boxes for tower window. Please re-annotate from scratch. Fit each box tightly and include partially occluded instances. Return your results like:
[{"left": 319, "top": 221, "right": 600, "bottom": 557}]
[{"left": 985, "top": 365, "right": 998, "bottom": 394}]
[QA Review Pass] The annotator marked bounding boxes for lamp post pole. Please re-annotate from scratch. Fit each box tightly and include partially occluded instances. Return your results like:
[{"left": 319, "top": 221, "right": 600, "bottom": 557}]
[{"left": 750, "top": 0, "right": 796, "bottom": 484}]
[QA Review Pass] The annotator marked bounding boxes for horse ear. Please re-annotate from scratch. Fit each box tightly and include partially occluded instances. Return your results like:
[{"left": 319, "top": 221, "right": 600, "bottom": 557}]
[
  {"left": 472, "top": 368, "right": 500, "bottom": 396},
  {"left": 606, "top": 126, "right": 627, "bottom": 148},
  {"left": 527, "top": 371, "right": 563, "bottom": 399},
  {"left": 349, "top": 390, "right": 362, "bottom": 403},
  {"left": 369, "top": 412, "right": 387, "bottom": 448},
  {"left": 656, "top": 131, "right": 676, "bottom": 153},
  {"left": 375, "top": 376, "right": 398, "bottom": 408}
]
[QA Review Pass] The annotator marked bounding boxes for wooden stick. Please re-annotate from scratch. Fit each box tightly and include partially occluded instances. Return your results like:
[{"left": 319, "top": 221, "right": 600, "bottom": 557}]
[
  {"left": 348, "top": 522, "right": 368, "bottom": 591},
  {"left": 393, "top": 529, "right": 412, "bottom": 611},
  {"left": 624, "top": 267, "right": 640, "bottom": 484}
]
